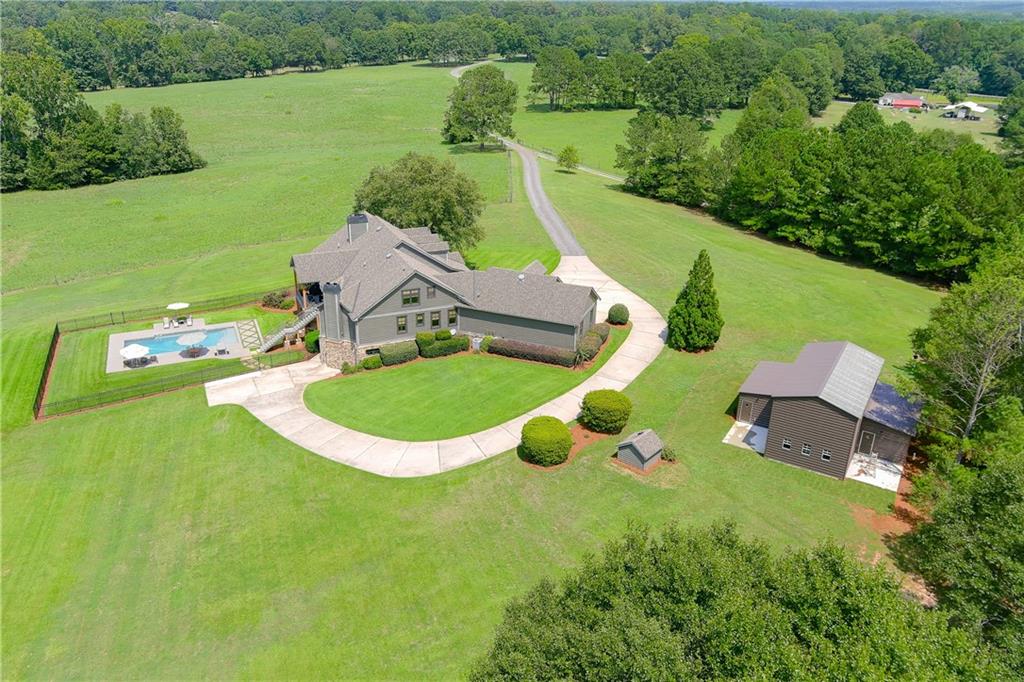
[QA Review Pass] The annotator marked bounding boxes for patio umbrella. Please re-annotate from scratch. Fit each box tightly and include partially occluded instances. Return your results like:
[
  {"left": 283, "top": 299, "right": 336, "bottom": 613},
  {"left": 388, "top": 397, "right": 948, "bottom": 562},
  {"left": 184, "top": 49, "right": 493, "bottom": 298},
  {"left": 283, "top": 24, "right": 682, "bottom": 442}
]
[
  {"left": 120, "top": 343, "right": 150, "bottom": 360},
  {"left": 176, "top": 331, "right": 207, "bottom": 347},
  {"left": 166, "top": 302, "right": 190, "bottom": 311}
]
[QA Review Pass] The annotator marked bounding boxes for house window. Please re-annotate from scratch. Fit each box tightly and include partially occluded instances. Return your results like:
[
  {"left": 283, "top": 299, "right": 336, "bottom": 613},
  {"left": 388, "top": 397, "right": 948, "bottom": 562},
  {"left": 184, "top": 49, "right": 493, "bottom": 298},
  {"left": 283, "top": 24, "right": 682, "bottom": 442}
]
[
  {"left": 801, "top": 443, "right": 812, "bottom": 456},
  {"left": 781, "top": 438, "right": 792, "bottom": 451},
  {"left": 396, "top": 316, "right": 407, "bottom": 334},
  {"left": 821, "top": 449, "right": 832, "bottom": 462},
  {"left": 416, "top": 313, "right": 425, "bottom": 327},
  {"left": 427, "top": 286, "right": 436, "bottom": 299},
  {"left": 448, "top": 308, "right": 457, "bottom": 325},
  {"left": 401, "top": 288, "right": 420, "bottom": 306},
  {"left": 431, "top": 311, "right": 441, "bottom": 328}
]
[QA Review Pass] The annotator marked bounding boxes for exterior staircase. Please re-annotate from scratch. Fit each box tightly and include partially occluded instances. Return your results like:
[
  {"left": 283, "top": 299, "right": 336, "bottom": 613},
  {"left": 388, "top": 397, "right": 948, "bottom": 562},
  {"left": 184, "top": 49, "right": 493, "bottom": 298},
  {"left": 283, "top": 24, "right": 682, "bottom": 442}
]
[{"left": 258, "top": 303, "right": 322, "bottom": 353}]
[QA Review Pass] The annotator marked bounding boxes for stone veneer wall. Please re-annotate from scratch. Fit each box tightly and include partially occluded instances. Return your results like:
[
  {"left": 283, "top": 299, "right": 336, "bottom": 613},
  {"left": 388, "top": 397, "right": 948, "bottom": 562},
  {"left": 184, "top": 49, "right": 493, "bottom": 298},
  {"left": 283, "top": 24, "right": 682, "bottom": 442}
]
[{"left": 320, "top": 337, "right": 356, "bottom": 369}]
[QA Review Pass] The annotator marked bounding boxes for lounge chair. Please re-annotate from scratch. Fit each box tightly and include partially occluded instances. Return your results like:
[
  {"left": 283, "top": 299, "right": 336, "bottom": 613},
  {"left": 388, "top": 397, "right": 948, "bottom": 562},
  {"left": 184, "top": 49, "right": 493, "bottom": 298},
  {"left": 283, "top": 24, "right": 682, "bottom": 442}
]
[
  {"left": 148, "top": 355, "right": 158, "bottom": 364},
  {"left": 186, "top": 315, "right": 193, "bottom": 326},
  {"left": 171, "top": 318, "right": 179, "bottom": 328},
  {"left": 163, "top": 317, "right": 171, "bottom": 329}
]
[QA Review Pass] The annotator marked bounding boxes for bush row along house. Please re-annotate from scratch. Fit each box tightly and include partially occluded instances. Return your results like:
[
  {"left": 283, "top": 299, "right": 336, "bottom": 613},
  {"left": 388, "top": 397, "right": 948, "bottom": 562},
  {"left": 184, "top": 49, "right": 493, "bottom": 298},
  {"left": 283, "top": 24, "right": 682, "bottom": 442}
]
[
  {"left": 291, "top": 213, "right": 598, "bottom": 368},
  {"left": 737, "top": 341, "right": 920, "bottom": 481}
]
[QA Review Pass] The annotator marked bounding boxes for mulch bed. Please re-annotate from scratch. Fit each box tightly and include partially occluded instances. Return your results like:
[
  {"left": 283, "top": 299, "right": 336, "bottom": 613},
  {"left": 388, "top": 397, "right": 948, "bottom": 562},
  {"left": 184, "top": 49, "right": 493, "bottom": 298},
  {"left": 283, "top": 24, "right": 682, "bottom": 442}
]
[{"left": 520, "top": 424, "right": 613, "bottom": 472}]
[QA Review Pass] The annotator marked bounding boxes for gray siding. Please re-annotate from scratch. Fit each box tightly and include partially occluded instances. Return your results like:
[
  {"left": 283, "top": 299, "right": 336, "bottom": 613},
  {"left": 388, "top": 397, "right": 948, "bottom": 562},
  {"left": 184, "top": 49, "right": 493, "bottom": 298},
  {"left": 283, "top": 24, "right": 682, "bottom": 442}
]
[
  {"left": 459, "top": 308, "right": 578, "bottom": 349},
  {"left": 362, "top": 273, "right": 461, "bottom": 316},
  {"left": 764, "top": 397, "right": 857, "bottom": 479},
  {"left": 857, "top": 419, "right": 911, "bottom": 464},
  {"left": 574, "top": 299, "right": 598, "bottom": 346},
  {"left": 322, "top": 283, "right": 344, "bottom": 341},
  {"left": 617, "top": 443, "right": 660, "bottom": 470},
  {"left": 738, "top": 393, "right": 772, "bottom": 427}
]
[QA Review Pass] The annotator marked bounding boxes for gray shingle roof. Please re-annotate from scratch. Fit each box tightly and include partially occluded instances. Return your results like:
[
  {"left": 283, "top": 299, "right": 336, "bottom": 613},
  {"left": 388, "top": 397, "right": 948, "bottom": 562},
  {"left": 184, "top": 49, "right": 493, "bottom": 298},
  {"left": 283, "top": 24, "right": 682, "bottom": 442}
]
[
  {"left": 740, "top": 341, "right": 884, "bottom": 418},
  {"left": 864, "top": 381, "right": 921, "bottom": 436},
  {"left": 437, "top": 267, "right": 596, "bottom": 327},
  {"left": 618, "top": 429, "right": 663, "bottom": 457},
  {"left": 522, "top": 259, "right": 548, "bottom": 275}
]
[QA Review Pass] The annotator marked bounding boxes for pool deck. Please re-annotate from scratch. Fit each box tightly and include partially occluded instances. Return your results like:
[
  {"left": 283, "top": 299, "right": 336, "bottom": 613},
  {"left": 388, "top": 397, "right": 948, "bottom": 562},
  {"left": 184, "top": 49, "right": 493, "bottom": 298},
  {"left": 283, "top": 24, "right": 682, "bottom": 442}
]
[{"left": 105, "top": 319, "right": 251, "bottom": 374}]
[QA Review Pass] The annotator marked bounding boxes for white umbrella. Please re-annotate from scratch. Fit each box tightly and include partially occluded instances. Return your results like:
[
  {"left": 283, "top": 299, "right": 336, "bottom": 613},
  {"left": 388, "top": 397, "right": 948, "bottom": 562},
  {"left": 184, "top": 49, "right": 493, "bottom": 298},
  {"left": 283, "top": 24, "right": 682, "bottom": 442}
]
[
  {"left": 166, "top": 302, "right": 190, "bottom": 311},
  {"left": 120, "top": 343, "right": 150, "bottom": 360},
  {"left": 176, "top": 332, "right": 207, "bottom": 346}
]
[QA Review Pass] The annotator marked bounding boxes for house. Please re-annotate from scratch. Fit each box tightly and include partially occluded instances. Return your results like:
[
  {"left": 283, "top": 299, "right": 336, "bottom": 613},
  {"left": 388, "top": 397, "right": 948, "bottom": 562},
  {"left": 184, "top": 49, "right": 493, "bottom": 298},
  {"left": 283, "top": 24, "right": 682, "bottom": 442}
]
[
  {"left": 878, "top": 92, "right": 928, "bottom": 109},
  {"left": 616, "top": 429, "right": 664, "bottom": 471},
  {"left": 736, "top": 341, "right": 920, "bottom": 481},
  {"left": 289, "top": 212, "right": 599, "bottom": 368}
]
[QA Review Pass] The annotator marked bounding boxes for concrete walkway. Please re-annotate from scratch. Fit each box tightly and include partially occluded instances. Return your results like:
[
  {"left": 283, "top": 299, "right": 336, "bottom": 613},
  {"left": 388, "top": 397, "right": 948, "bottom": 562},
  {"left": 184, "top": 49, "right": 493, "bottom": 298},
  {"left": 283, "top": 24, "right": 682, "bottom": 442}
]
[{"left": 204, "top": 66, "right": 667, "bottom": 477}]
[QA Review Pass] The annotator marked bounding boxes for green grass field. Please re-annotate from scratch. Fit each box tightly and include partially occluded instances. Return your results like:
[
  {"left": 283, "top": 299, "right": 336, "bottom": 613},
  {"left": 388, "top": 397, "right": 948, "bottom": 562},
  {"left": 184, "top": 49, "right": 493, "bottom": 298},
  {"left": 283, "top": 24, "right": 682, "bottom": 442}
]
[
  {"left": 45, "top": 306, "right": 294, "bottom": 403},
  {"left": 2, "top": 61, "right": 945, "bottom": 679},
  {"left": 305, "top": 327, "right": 626, "bottom": 440}
]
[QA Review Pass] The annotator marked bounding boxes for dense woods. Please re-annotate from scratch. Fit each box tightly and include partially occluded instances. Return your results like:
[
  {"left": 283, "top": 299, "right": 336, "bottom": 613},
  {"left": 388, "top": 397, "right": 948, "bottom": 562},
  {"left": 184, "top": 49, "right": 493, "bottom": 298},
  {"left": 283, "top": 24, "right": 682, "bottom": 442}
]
[{"left": 3, "top": 1, "right": 1022, "bottom": 95}]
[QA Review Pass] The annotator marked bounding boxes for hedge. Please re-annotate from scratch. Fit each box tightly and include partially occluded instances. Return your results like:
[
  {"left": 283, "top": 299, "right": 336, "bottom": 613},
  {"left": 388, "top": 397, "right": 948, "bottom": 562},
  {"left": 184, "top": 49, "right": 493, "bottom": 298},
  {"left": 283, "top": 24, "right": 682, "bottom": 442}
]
[
  {"left": 379, "top": 340, "right": 418, "bottom": 366},
  {"left": 608, "top": 303, "right": 630, "bottom": 325},
  {"left": 361, "top": 355, "right": 382, "bottom": 370},
  {"left": 434, "top": 329, "right": 452, "bottom": 341},
  {"left": 576, "top": 330, "right": 603, "bottom": 362},
  {"left": 420, "top": 334, "right": 469, "bottom": 358},
  {"left": 305, "top": 329, "right": 320, "bottom": 353},
  {"left": 591, "top": 322, "right": 611, "bottom": 343},
  {"left": 416, "top": 332, "right": 436, "bottom": 351},
  {"left": 518, "top": 416, "right": 573, "bottom": 467},
  {"left": 580, "top": 389, "right": 632, "bottom": 433},
  {"left": 480, "top": 335, "right": 493, "bottom": 352},
  {"left": 487, "top": 338, "right": 575, "bottom": 367}
]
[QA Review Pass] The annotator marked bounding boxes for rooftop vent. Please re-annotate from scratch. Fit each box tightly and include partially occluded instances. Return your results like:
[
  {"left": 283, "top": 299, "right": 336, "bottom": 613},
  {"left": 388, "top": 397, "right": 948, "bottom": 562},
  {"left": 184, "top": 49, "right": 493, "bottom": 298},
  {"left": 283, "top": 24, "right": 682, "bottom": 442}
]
[{"left": 517, "top": 273, "right": 525, "bottom": 282}]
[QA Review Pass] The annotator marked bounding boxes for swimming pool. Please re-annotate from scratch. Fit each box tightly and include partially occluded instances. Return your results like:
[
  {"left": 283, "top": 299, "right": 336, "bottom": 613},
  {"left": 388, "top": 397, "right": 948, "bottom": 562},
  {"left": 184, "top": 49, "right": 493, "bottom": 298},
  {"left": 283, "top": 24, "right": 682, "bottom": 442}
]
[{"left": 126, "top": 326, "right": 240, "bottom": 355}]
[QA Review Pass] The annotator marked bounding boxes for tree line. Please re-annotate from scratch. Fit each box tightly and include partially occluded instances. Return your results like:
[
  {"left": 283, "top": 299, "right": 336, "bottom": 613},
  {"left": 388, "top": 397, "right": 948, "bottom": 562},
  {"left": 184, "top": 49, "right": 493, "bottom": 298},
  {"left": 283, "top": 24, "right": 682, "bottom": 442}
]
[
  {"left": 616, "top": 77, "right": 1023, "bottom": 283},
  {"left": 3, "top": 1, "right": 1022, "bottom": 96},
  {"left": 1, "top": 46, "right": 203, "bottom": 191}
]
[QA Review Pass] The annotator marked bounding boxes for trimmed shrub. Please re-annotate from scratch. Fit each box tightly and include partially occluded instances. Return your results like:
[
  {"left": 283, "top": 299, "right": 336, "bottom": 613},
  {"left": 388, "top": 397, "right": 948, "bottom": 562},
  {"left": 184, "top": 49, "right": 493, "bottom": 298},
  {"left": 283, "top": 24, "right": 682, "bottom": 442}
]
[
  {"left": 608, "top": 303, "right": 629, "bottom": 325},
  {"left": 661, "top": 445, "right": 676, "bottom": 462},
  {"left": 420, "top": 335, "right": 470, "bottom": 358},
  {"left": 379, "top": 340, "right": 418, "bottom": 366},
  {"left": 305, "top": 330, "right": 320, "bottom": 353},
  {"left": 415, "top": 332, "right": 436, "bottom": 353},
  {"left": 480, "top": 335, "right": 493, "bottom": 353},
  {"left": 262, "top": 291, "right": 290, "bottom": 309},
  {"left": 591, "top": 322, "right": 611, "bottom": 343},
  {"left": 576, "top": 331, "right": 603, "bottom": 363},
  {"left": 518, "top": 416, "right": 572, "bottom": 467},
  {"left": 341, "top": 361, "right": 361, "bottom": 375},
  {"left": 434, "top": 329, "right": 452, "bottom": 341},
  {"left": 580, "top": 389, "right": 632, "bottom": 434},
  {"left": 361, "top": 355, "right": 382, "bottom": 370},
  {"left": 488, "top": 338, "right": 575, "bottom": 367}
]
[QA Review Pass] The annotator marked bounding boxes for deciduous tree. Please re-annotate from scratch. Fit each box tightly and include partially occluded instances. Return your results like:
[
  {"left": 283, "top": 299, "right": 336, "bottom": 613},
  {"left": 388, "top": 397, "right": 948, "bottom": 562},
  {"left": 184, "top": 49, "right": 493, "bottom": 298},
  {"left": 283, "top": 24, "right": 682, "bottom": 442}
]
[{"left": 442, "top": 64, "right": 517, "bottom": 147}]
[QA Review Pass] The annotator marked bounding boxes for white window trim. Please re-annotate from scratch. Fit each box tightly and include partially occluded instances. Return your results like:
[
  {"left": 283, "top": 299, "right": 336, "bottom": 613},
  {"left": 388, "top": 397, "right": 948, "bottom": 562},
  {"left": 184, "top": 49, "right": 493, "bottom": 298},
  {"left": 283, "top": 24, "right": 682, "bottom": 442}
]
[{"left": 781, "top": 438, "right": 792, "bottom": 451}]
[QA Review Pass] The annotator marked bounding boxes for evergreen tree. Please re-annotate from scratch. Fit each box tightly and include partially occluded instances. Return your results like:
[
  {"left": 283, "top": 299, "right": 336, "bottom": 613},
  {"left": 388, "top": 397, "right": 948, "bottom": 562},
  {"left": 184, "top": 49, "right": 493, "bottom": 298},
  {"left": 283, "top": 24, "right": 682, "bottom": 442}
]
[{"left": 667, "top": 250, "right": 724, "bottom": 352}]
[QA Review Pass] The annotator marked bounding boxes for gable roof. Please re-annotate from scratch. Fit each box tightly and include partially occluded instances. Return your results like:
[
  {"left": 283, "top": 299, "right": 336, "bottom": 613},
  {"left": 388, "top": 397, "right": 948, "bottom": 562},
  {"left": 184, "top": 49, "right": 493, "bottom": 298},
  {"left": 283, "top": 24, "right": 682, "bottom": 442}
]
[
  {"left": 436, "top": 267, "right": 596, "bottom": 327},
  {"left": 740, "top": 341, "right": 884, "bottom": 418},
  {"left": 522, "top": 259, "right": 548, "bottom": 275},
  {"left": 618, "top": 429, "right": 663, "bottom": 458},
  {"left": 864, "top": 381, "right": 921, "bottom": 436},
  {"left": 290, "top": 213, "right": 469, "bottom": 317}
]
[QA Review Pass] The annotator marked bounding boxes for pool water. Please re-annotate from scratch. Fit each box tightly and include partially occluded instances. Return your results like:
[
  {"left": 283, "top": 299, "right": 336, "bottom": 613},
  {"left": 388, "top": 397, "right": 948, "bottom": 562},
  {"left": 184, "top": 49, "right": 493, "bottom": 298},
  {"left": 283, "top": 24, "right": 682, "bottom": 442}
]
[{"left": 126, "top": 326, "right": 240, "bottom": 355}]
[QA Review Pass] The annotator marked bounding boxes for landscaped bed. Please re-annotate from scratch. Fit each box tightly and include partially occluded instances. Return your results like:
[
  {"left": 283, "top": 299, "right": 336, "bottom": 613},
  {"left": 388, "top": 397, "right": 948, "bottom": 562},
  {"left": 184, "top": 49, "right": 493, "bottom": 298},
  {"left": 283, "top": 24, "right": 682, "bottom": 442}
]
[
  {"left": 45, "top": 306, "right": 295, "bottom": 404},
  {"left": 303, "top": 325, "right": 629, "bottom": 441}
]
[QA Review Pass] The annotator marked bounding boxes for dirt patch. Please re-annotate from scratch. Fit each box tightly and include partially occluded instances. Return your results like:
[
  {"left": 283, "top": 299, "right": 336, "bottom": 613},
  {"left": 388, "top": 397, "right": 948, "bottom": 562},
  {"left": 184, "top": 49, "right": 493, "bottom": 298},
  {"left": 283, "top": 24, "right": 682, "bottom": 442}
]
[{"left": 611, "top": 455, "right": 671, "bottom": 477}]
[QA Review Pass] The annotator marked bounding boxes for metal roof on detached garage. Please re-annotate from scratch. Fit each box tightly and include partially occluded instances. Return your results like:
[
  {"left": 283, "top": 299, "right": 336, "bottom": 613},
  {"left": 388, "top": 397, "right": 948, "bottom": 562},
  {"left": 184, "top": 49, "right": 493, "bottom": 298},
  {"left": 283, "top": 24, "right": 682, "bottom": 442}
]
[{"left": 739, "top": 341, "right": 884, "bottom": 418}]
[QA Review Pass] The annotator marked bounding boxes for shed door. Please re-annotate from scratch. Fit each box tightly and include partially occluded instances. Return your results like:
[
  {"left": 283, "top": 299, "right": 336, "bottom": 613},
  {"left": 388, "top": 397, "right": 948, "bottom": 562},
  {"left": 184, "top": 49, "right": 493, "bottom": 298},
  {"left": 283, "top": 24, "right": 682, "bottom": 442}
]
[
  {"left": 739, "top": 399, "right": 753, "bottom": 424},
  {"left": 857, "top": 430, "right": 875, "bottom": 455}
]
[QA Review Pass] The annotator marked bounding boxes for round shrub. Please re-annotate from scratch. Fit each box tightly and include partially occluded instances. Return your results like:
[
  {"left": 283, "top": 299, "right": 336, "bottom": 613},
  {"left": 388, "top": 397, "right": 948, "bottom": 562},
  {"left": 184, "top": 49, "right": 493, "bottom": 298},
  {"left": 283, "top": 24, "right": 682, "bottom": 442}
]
[
  {"left": 518, "top": 416, "right": 572, "bottom": 467},
  {"left": 607, "top": 303, "right": 629, "bottom": 325},
  {"left": 434, "top": 329, "right": 452, "bottom": 341},
  {"left": 262, "top": 291, "right": 287, "bottom": 309},
  {"left": 580, "top": 389, "right": 632, "bottom": 434},
  {"left": 416, "top": 332, "right": 436, "bottom": 351},
  {"left": 305, "top": 329, "right": 320, "bottom": 353},
  {"left": 591, "top": 322, "right": 611, "bottom": 343},
  {"left": 361, "top": 355, "right": 382, "bottom": 370}
]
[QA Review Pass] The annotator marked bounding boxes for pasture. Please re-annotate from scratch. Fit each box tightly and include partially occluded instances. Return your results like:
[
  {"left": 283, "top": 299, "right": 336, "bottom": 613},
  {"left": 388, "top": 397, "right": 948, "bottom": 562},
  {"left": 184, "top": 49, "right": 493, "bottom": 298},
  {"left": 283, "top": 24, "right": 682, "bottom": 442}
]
[{"left": 2, "top": 61, "right": 942, "bottom": 679}]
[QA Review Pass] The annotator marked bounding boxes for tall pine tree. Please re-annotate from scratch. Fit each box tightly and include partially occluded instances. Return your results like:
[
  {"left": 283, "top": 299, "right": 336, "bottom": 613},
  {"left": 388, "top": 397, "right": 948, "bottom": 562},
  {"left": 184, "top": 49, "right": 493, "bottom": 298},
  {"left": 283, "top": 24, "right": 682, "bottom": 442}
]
[{"left": 667, "top": 249, "right": 724, "bottom": 351}]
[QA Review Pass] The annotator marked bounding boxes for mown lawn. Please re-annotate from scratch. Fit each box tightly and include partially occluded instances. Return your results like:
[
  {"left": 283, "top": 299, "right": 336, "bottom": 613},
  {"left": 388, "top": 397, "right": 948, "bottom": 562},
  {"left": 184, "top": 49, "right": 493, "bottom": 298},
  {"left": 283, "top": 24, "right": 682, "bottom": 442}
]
[
  {"left": 45, "top": 306, "right": 294, "bottom": 403},
  {"left": 305, "top": 327, "right": 627, "bottom": 440},
  {"left": 2, "top": 62, "right": 946, "bottom": 680},
  {"left": 2, "top": 62, "right": 553, "bottom": 293}
]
